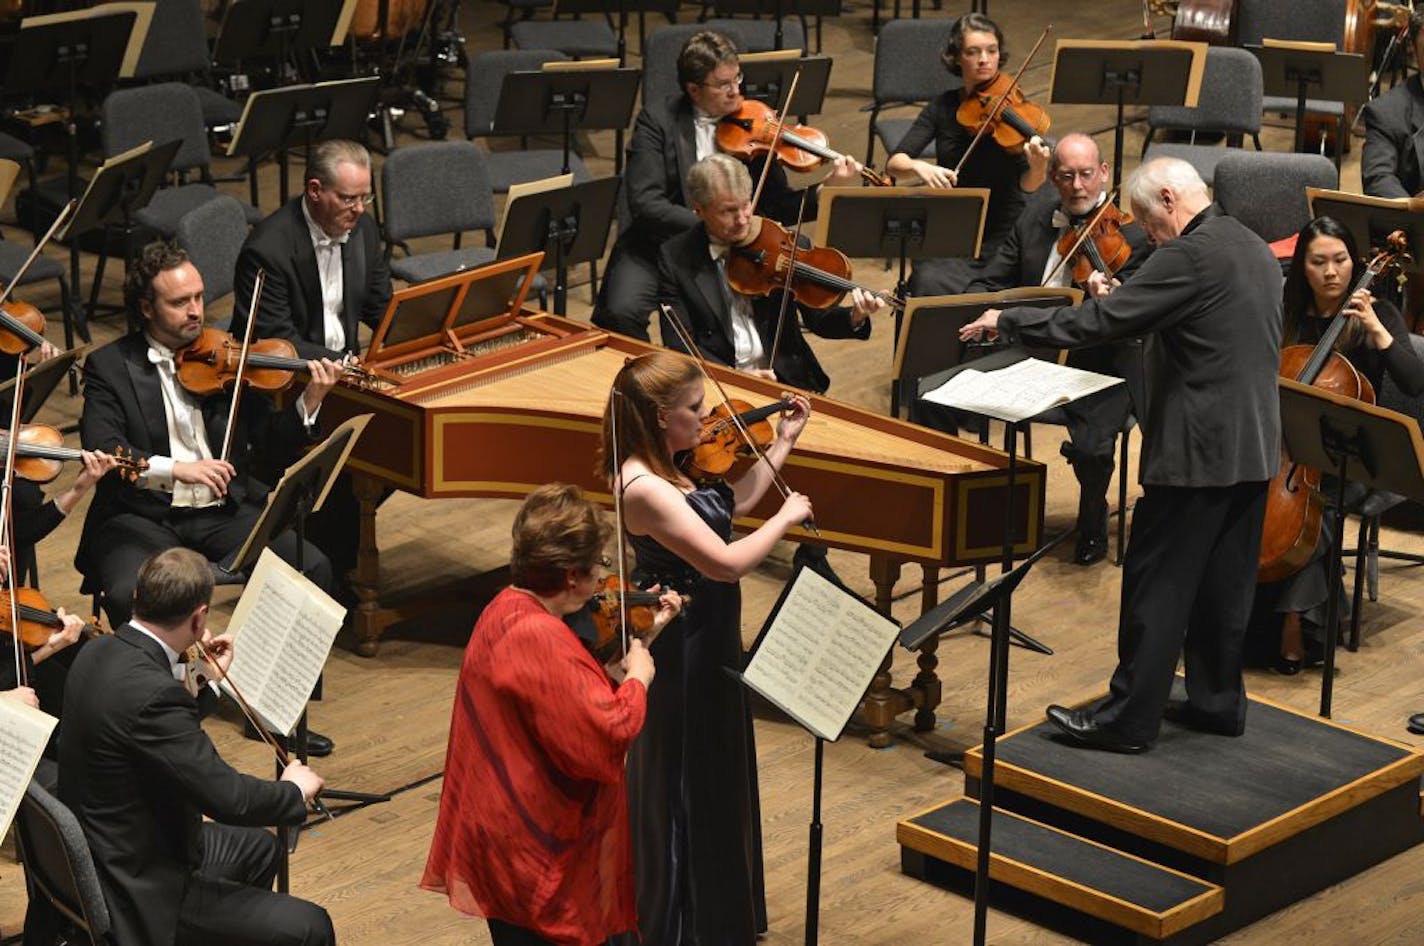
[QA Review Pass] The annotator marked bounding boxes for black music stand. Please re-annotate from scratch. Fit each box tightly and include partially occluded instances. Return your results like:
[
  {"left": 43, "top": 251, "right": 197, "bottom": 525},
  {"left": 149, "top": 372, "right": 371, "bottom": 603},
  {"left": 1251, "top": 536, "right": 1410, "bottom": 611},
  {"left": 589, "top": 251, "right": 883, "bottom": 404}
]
[
  {"left": 556, "top": 0, "right": 678, "bottom": 66},
  {"left": 711, "top": 0, "right": 839, "bottom": 52},
  {"left": 739, "top": 53, "right": 833, "bottom": 117},
  {"left": 1249, "top": 43, "right": 1369, "bottom": 157},
  {"left": 496, "top": 176, "right": 620, "bottom": 316},
  {"left": 7, "top": 9, "right": 139, "bottom": 203},
  {"left": 213, "top": 0, "right": 348, "bottom": 71},
  {"left": 492, "top": 67, "right": 640, "bottom": 179},
  {"left": 1050, "top": 40, "right": 1204, "bottom": 188},
  {"left": 815, "top": 187, "right": 988, "bottom": 366},
  {"left": 226, "top": 77, "right": 379, "bottom": 207},
  {"left": 0, "top": 349, "right": 80, "bottom": 426},
  {"left": 59, "top": 140, "right": 182, "bottom": 331},
  {"left": 1277, "top": 379, "right": 1424, "bottom": 719},
  {"left": 1307, "top": 188, "right": 1424, "bottom": 272}
]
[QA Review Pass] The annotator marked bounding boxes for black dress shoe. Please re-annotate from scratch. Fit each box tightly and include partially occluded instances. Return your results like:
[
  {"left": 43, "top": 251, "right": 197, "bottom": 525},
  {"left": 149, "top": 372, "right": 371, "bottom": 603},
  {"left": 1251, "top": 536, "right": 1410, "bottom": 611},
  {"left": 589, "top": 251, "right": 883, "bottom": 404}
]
[
  {"left": 244, "top": 720, "right": 335, "bottom": 758},
  {"left": 1073, "top": 534, "right": 1108, "bottom": 566},
  {"left": 1271, "top": 654, "right": 1303, "bottom": 676},
  {"left": 1408, "top": 713, "right": 1424, "bottom": 735},
  {"left": 1045, "top": 704, "right": 1149, "bottom": 753},
  {"left": 1162, "top": 699, "right": 1244, "bottom": 737}
]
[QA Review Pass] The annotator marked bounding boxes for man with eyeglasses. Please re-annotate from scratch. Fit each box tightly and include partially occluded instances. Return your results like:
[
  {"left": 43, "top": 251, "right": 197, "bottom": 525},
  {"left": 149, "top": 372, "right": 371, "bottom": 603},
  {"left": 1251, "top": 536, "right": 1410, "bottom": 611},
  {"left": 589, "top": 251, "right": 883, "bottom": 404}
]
[
  {"left": 233, "top": 139, "right": 392, "bottom": 361},
  {"left": 593, "top": 30, "right": 863, "bottom": 340}
]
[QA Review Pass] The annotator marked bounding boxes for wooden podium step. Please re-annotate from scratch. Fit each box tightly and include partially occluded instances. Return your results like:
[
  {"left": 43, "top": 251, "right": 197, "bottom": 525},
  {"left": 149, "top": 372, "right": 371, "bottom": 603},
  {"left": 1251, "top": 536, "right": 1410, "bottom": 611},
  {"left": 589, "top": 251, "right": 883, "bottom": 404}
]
[{"left": 899, "top": 797, "right": 1223, "bottom": 942}]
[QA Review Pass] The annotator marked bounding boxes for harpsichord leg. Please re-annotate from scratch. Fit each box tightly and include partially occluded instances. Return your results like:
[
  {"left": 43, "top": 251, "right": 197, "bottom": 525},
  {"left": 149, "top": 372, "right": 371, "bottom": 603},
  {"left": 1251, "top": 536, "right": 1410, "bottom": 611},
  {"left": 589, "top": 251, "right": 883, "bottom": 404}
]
[
  {"left": 352, "top": 473, "right": 384, "bottom": 657},
  {"left": 862, "top": 555, "right": 908, "bottom": 748}
]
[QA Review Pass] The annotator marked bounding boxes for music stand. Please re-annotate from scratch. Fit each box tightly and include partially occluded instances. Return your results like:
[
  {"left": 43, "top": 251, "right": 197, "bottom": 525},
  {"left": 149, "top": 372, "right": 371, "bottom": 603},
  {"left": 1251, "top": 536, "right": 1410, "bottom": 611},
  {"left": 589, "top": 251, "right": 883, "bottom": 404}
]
[
  {"left": 226, "top": 77, "right": 379, "bottom": 207},
  {"left": 496, "top": 176, "right": 619, "bottom": 316},
  {"left": 1278, "top": 379, "right": 1424, "bottom": 718},
  {"left": 0, "top": 349, "right": 80, "bottom": 425},
  {"left": 1050, "top": 39, "right": 1207, "bottom": 188},
  {"left": 58, "top": 140, "right": 182, "bottom": 332},
  {"left": 555, "top": 0, "right": 678, "bottom": 66},
  {"left": 739, "top": 51, "right": 833, "bottom": 117},
  {"left": 492, "top": 67, "right": 640, "bottom": 179},
  {"left": 710, "top": 0, "right": 840, "bottom": 52},
  {"left": 213, "top": 0, "right": 348, "bottom": 69},
  {"left": 1248, "top": 42, "right": 1368, "bottom": 157},
  {"left": 1307, "top": 188, "right": 1424, "bottom": 269}
]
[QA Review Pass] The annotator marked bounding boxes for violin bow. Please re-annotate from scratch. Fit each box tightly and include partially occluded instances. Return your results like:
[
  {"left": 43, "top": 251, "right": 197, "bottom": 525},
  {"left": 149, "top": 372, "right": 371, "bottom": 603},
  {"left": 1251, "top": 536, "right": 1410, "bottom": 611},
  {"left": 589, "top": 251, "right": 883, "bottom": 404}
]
[
  {"left": 953, "top": 26, "right": 1053, "bottom": 179},
  {"left": 1041, "top": 190, "right": 1120, "bottom": 287},
  {"left": 194, "top": 639, "right": 334, "bottom": 821},
  {"left": 608, "top": 390, "right": 631, "bottom": 657},
  {"left": 768, "top": 189, "right": 812, "bottom": 369},
  {"left": 0, "top": 199, "right": 77, "bottom": 353},
  {"left": 219, "top": 270, "right": 265, "bottom": 464},
  {"left": 748, "top": 66, "right": 804, "bottom": 215},
  {"left": 657, "top": 303, "right": 819, "bottom": 536},
  {"left": 0, "top": 349, "right": 27, "bottom": 687}
]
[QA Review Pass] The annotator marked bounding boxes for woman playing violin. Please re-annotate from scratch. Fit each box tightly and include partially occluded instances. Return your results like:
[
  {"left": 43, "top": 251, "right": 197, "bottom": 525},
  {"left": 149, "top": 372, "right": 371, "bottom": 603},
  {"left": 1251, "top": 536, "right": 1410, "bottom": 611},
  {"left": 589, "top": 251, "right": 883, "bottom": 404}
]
[
  {"left": 422, "top": 483, "right": 678, "bottom": 946},
  {"left": 601, "top": 350, "right": 812, "bottom": 945},
  {"left": 886, "top": 13, "right": 1052, "bottom": 297},
  {"left": 1250, "top": 216, "right": 1424, "bottom": 676}
]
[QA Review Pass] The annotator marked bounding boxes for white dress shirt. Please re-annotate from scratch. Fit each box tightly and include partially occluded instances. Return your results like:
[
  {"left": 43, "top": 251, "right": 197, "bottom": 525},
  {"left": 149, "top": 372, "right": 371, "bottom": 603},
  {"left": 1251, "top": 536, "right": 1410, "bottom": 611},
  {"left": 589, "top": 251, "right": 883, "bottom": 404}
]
[
  {"left": 301, "top": 199, "right": 350, "bottom": 353},
  {"left": 710, "top": 241, "right": 766, "bottom": 372},
  {"left": 693, "top": 109, "right": 719, "bottom": 162},
  {"left": 144, "top": 338, "right": 220, "bottom": 509}
]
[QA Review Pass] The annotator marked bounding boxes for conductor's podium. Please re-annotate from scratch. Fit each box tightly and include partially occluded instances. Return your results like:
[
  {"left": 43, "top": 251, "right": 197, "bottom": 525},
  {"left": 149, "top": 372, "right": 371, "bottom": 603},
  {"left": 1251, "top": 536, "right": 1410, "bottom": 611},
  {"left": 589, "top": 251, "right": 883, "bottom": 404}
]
[
  {"left": 898, "top": 683, "right": 1424, "bottom": 943},
  {"left": 318, "top": 253, "right": 1046, "bottom": 746}
]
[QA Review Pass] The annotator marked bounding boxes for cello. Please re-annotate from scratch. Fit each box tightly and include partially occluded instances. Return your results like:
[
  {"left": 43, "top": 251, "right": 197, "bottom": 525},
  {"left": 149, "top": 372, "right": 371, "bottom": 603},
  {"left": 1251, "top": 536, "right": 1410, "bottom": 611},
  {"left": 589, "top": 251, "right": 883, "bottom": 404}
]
[{"left": 1257, "top": 230, "right": 1409, "bottom": 582}]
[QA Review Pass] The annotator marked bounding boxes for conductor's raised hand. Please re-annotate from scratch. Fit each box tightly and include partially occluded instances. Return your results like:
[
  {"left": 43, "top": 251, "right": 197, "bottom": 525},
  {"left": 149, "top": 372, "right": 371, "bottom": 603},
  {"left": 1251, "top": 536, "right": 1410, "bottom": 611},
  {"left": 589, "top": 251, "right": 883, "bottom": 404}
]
[
  {"left": 775, "top": 392, "right": 811, "bottom": 444},
  {"left": 959, "top": 308, "right": 1003, "bottom": 342}
]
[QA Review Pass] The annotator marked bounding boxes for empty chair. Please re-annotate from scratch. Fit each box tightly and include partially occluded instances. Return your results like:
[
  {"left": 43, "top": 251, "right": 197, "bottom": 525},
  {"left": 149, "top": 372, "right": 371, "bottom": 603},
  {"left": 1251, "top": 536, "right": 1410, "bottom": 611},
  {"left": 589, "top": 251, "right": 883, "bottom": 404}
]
[
  {"left": 1142, "top": 46, "right": 1263, "bottom": 186},
  {"left": 174, "top": 196, "right": 251, "bottom": 305},
  {"left": 508, "top": 5, "right": 618, "bottom": 59},
  {"left": 381, "top": 141, "right": 498, "bottom": 284},
  {"left": 129, "top": 0, "right": 242, "bottom": 129},
  {"left": 14, "top": 780, "right": 113, "bottom": 946},
  {"left": 1213, "top": 151, "right": 1338, "bottom": 244},
  {"left": 864, "top": 17, "right": 959, "bottom": 166},
  {"left": 499, "top": 0, "right": 554, "bottom": 48}
]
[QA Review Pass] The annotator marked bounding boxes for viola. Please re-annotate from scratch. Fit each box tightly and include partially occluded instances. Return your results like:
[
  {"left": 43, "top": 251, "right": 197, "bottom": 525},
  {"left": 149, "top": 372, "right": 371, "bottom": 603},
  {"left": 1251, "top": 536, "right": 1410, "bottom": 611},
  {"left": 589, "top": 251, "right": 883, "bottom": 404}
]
[
  {"left": 0, "top": 586, "right": 107, "bottom": 652},
  {"left": 716, "top": 99, "right": 893, "bottom": 187},
  {"left": 586, "top": 576, "right": 687, "bottom": 663},
  {"left": 174, "top": 327, "right": 376, "bottom": 397},
  {"left": 1054, "top": 201, "right": 1135, "bottom": 287},
  {"left": 685, "top": 396, "right": 792, "bottom": 482},
  {"left": 955, "top": 70, "right": 1052, "bottom": 156},
  {"left": 724, "top": 216, "right": 904, "bottom": 313},
  {"left": 0, "top": 424, "right": 147, "bottom": 484}
]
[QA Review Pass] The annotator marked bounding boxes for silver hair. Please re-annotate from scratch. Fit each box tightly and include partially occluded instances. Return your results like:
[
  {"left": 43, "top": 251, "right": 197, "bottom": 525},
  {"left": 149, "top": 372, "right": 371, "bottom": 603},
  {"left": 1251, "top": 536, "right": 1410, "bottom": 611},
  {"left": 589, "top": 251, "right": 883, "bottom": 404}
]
[
  {"left": 686, "top": 153, "right": 751, "bottom": 208},
  {"left": 304, "top": 139, "right": 371, "bottom": 188},
  {"left": 1123, "top": 157, "right": 1208, "bottom": 213}
]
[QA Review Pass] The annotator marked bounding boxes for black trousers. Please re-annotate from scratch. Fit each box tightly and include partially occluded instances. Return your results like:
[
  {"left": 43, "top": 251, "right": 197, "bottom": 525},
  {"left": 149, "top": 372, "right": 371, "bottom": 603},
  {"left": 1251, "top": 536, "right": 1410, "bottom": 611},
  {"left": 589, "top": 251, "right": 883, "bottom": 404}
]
[
  {"left": 92, "top": 502, "right": 334, "bottom": 627},
  {"left": 1092, "top": 481, "right": 1269, "bottom": 744},
  {"left": 591, "top": 240, "right": 658, "bottom": 341},
  {"left": 175, "top": 824, "right": 335, "bottom": 945}
]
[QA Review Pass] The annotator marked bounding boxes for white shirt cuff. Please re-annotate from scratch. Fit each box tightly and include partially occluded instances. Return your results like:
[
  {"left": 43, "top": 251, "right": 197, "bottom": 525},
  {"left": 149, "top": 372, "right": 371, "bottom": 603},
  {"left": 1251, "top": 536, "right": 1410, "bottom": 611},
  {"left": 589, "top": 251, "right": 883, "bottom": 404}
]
[
  {"left": 297, "top": 396, "right": 321, "bottom": 428},
  {"left": 143, "top": 455, "right": 176, "bottom": 491}
]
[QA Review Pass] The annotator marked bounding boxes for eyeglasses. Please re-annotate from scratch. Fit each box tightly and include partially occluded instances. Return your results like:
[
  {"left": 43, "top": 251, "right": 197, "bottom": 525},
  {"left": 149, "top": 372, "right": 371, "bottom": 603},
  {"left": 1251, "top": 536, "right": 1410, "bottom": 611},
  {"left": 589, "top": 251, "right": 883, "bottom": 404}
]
[
  {"left": 329, "top": 189, "right": 376, "bottom": 208},
  {"left": 1052, "top": 168, "right": 1100, "bottom": 185},
  {"left": 701, "top": 73, "right": 743, "bottom": 93}
]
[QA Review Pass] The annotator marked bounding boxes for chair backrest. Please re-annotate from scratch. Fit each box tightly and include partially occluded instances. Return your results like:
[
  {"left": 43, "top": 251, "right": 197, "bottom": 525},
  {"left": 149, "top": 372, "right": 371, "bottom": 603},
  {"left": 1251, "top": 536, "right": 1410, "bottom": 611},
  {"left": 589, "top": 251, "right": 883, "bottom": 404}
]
[
  {"left": 463, "top": 48, "right": 573, "bottom": 139},
  {"left": 641, "top": 21, "right": 805, "bottom": 108},
  {"left": 702, "top": 17, "right": 806, "bottom": 55},
  {"left": 175, "top": 196, "right": 250, "bottom": 303},
  {"left": 1214, "top": 151, "right": 1338, "bottom": 243},
  {"left": 1236, "top": 0, "right": 1345, "bottom": 47},
  {"left": 101, "top": 82, "right": 208, "bottom": 173},
  {"left": 381, "top": 141, "right": 495, "bottom": 245},
  {"left": 1378, "top": 334, "right": 1424, "bottom": 422},
  {"left": 871, "top": 18, "right": 960, "bottom": 109},
  {"left": 1147, "top": 46, "right": 1263, "bottom": 136},
  {"left": 132, "top": 0, "right": 211, "bottom": 78},
  {"left": 15, "top": 781, "right": 112, "bottom": 946}
]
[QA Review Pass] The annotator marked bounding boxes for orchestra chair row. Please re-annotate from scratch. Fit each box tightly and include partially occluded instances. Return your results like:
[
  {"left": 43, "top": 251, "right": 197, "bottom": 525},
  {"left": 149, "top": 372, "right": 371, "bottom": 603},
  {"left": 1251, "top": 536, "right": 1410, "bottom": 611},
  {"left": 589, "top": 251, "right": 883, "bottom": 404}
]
[
  {"left": 15, "top": 779, "right": 114, "bottom": 946},
  {"left": 863, "top": 17, "right": 958, "bottom": 168},
  {"left": 0, "top": 159, "right": 83, "bottom": 353},
  {"left": 1142, "top": 46, "right": 1263, "bottom": 187}
]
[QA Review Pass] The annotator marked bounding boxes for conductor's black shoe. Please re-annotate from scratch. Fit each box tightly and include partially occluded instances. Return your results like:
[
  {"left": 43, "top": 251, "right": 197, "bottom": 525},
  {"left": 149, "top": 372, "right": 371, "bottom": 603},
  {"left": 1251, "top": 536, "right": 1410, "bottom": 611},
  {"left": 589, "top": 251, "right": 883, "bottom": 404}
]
[
  {"left": 1073, "top": 533, "right": 1108, "bottom": 566},
  {"left": 1162, "top": 699, "right": 1244, "bottom": 737},
  {"left": 1045, "top": 704, "right": 1149, "bottom": 753},
  {"left": 1408, "top": 712, "right": 1424, "bottom": 735},
  {"left": 244, "top": 720, "right": 335, "bottom": 758}
]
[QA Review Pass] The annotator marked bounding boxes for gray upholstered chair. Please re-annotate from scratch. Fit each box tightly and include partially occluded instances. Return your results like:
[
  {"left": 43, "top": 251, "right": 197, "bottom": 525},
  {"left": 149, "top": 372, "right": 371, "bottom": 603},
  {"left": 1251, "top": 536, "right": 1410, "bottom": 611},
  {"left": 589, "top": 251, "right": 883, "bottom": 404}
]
[
  {"left": 863, "top": 17, "right": 959, "bottom": 167},
  {"left": 129, "top": 0, "right": 242, "bottom": 130},
  {"left": 14, "top": 780, "right": 114, "bottom": 946},
  {"left": 499, "top": 0, "right": 554, "bottom": 48},
  {"left": 508, "top": 6, "right": 618, "bottom": 59},
  {"left": 701, "top": 14, "right": 808, "bottom": 55},
  {"left": 1142, "top": 46, "right": 1264, "bottom": 186},
  {"left": 462, "top": 49, "right": 593, "bottom": 194},
  {"left": 174, "top": 196, "right": 251, "bottom": 306},
  {"left": 640, "top": 20, "right": 807, "bottom": 112},
  {"left": 381, "top": 141, "right": 498, "bottom": 284},
  {"left": 1213, "top": 151, "right": 1338, "bottom": 244}
]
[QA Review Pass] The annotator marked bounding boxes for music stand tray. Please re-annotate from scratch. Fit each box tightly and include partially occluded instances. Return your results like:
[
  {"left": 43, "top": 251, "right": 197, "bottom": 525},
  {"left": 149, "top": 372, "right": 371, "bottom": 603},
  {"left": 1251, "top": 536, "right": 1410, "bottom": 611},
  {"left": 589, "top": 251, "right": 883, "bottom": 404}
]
[
  {"left": 1248, "top": 42, "right": 1369, "bottom": 154},
  {"left": 227, "top": 77, "right": 380, "bottom": 160},
  {"left": 1306, "top": 188, "right": 1424, "bottom": 270},
  {"left": 213, "top": 0, "right": 348, "bottom": 64},
  {"left": 496, "top": 176, "right": 620, "bottom": 316},
  {"left": 0, "top": 349, "right": 80, "bottom": 425},
  {"left": 492, "top": 67, "right": 641, "bottom": 137},
  {"left": 815, "top": 186, "right": 988, "bottom": 262},
  {"left": 7, "top": 8, "right": 141, "bottom": 92},
  {"left": 739, "top": 51, "right": 833, "bottom": 116},
  {"left": 61, "top": 140, "right": 183, "bottom": 242}
]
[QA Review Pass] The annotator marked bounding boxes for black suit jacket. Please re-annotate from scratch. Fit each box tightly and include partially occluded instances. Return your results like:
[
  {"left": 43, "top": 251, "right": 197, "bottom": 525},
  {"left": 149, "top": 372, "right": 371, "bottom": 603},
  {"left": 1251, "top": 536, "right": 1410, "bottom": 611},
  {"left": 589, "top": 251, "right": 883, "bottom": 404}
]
[
  {"left": 1362, "top": 75, "right": 1424, "bottom": 199},
  {"left": 232, "top": 197, "right": 392, "bottom": 360},
  {"left": 656, "top": 224, "right": 870, "bottom": 394},
  {"left": 998, "top": 206, "right": 1282, "bottom": 488},
  {"left": 77, "top": 333, "right": 316, "bottom": 576},
  {"left": 58, "top": 625, "right": 307, "bottom": 946}
]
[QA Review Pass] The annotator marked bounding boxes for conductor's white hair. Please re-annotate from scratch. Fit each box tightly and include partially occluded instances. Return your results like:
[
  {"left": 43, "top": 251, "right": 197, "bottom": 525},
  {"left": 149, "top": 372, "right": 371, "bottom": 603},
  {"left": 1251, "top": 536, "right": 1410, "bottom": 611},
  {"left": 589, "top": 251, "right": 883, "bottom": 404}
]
[{"left": 1123, "top": 157, "right": 1208, "bottom": 212}]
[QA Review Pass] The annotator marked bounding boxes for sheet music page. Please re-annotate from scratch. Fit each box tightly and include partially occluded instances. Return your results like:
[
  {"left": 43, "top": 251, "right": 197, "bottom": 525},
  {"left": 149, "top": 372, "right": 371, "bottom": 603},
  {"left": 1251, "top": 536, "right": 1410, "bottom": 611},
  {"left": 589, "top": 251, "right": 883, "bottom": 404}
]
[
  {"left": 742, "top": 568, "right": 900, "bottom": 742},
  {"left": 921, "top": 357, "right": 1124, "bottom": 423},
  {"left": 223, "top": 549, "right": 345, "bottom": 736},
  {"left": 0, "top": 698, "right": 57, "bottom": 838}
]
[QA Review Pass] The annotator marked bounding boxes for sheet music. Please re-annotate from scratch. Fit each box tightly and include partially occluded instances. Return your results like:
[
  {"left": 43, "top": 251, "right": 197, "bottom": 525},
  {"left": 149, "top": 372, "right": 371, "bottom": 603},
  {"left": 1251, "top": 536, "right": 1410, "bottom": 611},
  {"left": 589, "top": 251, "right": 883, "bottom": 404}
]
[
  {"left": 921, "top": 357, "right": 1124, "bottom": 423},
  {"left": 0, "top": 698, "right": 57, "bottom": 838},
  {"left": 223, "top": 549, "right": 345, "bottom": 736},
  {"left": 742, "top": 567, "right": 900, "bottom": 742}
]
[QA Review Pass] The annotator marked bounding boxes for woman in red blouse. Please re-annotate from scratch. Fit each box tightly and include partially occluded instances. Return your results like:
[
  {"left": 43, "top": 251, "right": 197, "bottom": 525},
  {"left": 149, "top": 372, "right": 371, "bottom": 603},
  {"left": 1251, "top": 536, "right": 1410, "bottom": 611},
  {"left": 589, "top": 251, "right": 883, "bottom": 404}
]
[{"left": 421, "top": 483, "right": 679, "bottom": 946}]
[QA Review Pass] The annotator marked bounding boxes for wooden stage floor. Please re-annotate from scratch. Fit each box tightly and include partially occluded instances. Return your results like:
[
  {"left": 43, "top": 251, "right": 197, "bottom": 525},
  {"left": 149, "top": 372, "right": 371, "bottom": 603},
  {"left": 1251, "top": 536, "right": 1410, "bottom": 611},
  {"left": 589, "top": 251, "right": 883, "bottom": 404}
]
[{"left": 4, "top": 2, "right": 1424, "bottom": 944}]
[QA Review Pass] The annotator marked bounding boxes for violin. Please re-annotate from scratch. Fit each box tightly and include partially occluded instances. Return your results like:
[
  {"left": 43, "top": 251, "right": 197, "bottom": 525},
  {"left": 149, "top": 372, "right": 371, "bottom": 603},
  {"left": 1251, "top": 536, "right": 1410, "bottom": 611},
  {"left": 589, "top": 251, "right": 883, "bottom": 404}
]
[
  {"left": 686, "top": 396, "right": 793, "bottom": 482},
  {"left": 0, "top": 586, "right": 107, "bottom": 652},
  {"left": 716, "top": 99, "right": 893, "bottom": 188},
  {"left": 586, "top": 576, "right": 687, "bottom": 663},
  {"left": 174, "top": 327, "right": 376, "bottom": 397},
  {"left": 1053, "top": 201, "right": 1135, "bottom": 287},
  {"left": 0, "top": 299, "right": 48, "bottom": 357},
  {"left": 0, "top": 424, "right": 147, "bottom": 484},
  {"left": 956, "top": 71, "right": 1052, "bottom": 156},
  {"left": 724, "top": 216, "right": 904, "bottom": 313}
]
